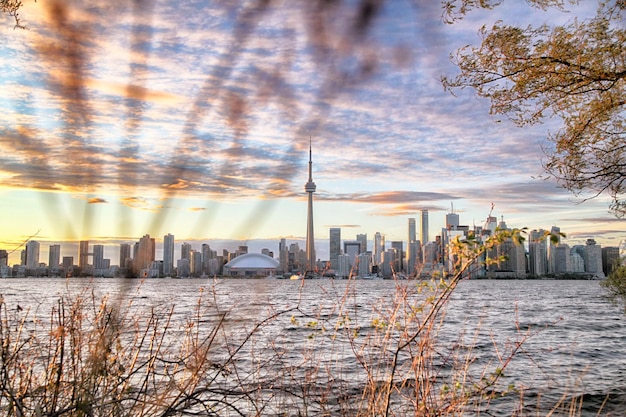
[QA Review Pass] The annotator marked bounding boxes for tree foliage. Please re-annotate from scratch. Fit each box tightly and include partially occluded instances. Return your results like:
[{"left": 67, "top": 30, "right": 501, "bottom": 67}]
[
  {"left": 601, "top": 264, "right": 626, "bottom": 311},
  {"left": 443, "top": 1, "right": 626, "bottom": 217}
]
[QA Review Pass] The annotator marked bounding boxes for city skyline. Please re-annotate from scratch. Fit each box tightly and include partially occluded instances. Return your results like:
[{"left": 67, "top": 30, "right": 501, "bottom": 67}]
[
  {"left": 5, "top": 209, "right": 622, "bottom": 271},
  {"left": 1, "top": 2, "right": 624, "bottom": 267}
]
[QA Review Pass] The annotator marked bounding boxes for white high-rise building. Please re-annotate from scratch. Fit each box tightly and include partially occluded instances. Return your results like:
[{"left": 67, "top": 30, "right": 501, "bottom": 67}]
[
  {"left": 26, "top": 240, "right": 40, "bottom": 269},
  {"left": 338, "top": 254, "right": 351, "bottom": 278},
  {"left": 584, "top": 239, "right": 604, "bottom": 278}
]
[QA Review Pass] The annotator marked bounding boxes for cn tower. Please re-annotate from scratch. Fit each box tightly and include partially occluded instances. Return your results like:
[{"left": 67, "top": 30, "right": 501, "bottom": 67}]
[{"left": 305, "top": 138, "right": 316, "bottom": 274}]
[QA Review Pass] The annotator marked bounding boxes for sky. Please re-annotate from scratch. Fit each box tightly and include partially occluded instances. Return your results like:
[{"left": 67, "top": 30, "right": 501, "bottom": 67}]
[{"left": 1, "top": 0, "right": 624, "bottom": 265}]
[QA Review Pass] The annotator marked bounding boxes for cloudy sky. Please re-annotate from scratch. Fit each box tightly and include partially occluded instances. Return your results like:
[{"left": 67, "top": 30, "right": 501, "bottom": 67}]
[{"left": 1, "top": 0, "right": 623, "bottom": 264}]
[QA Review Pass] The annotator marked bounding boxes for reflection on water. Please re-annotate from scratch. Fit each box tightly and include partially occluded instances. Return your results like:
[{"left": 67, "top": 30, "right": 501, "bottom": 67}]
[{"left": 1, "top": 277, "right": 625, "bottom": 415}]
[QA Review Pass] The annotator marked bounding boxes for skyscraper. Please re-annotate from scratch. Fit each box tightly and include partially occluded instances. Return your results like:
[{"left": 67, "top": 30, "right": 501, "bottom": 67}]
[
  {"left": 420, "top": 210, "right": 429, "bottom": 244},
  {"left": 163, "top": 233, "right": 175, "bottom": 276},
  {"left": 408, "top": 218, "right": 416, "bottom": 275},
  {"left": 356, "top": 233, "right": 367, "bottom": 254},
  {"left": 304, "top": 139, "right": 316, "bottom": 273},
  {"left": 373, "top": 232, "right": 384, "bottom": 266},
  {"left": 79, "top": 240, "right": 89, "bottom": 270},
  {"left": 134, "top": 234, "right": 155, "bottom": 277},
  {"left": 329, "top": 228, "right": 341, "bottom": 270},
  {"left": 119, "top": 243, "right": 131, "bottom": 268},
  {"left": 49, "top": 244, "right": 61, "bottom": 268},
  {"left": 93, "top": 245, "right": 105, "bottom": 269},
  {"left": 391, "top": 241, "right": 404, "bottom": 273},
  {"left": 25, "top": 240, "right": 40, "bottom": 269},
  {"left": 181, "top": 242, "right": 192, "bottom": 261}
]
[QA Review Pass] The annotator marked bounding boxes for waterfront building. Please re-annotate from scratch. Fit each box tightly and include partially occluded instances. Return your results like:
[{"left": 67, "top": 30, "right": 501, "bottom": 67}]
[
  {"left": 584, "top": 239, "right": 604, "bottom": 278},
  {"left": 48, "top": 244, "right": 61, "bottom": 268},
  {"left": 408, "top": 240, "right": 419, "bottom": 277},
  {"left": 391, "top": 241, "right": 404, "bottom": 273},
  {"left": 119, "top": 243, "right": 131, "bottom": 269},
  {"left": 181, "top": 242, "right": 192, "bottom": 261},
  {"left": 163, "top": 233, "right": 175, "bottom": 276},
  {"left": 338, "top": 254, "right": 351, "bottom": 278},
  {"left": 553, "top": 244, "right": 571, "bottom": 274},
  {"left": 356, "top": 233, "right": 367, "bottom": 254},
  {"left": 93, "top": 245, "right": 105, "bottom": 270},
  {"left": 25, "top": 240, "right": 40, "bottom": 269},
  {"left": 134, "top": 234, "right": 155, "bottom": 277},
  {"left": 570, "top": 250, "right": 585, "bottom": 273},
  {"left": 373, "top": 232, "right": 384, "bottom": 266},
  {"left": 602, "top": 246, "right": 621, "bottom": 276},
  {"left": 329, "top": 228, "right": 341, "bottom": 270},
  {"left": 279, "top": 238, "right": 288, "bottom": 273},
  {"left": 191, "top": 250, "right": 202, "bottom": 276},
  {"left": 202, "top": 243, "right": 216, "bottom": 276},
  {"left": 344, "top": 241, "right": 361, "bottom": 269},
  {"left": 79, "top": 240, "right": 89, "bottom": 270},
  {"left": 304, "top": 140, "right": 317, "bottom": 274},
  {"left": 357, "top": 253, "right": 371, "bottom": 277},
  {"left": 407, "top": 218, "right": 416, "bottom": 275},
  {"left": 62, "top": 256, "right": 73, "bottom": 276},
  {"left": 381, "top": 249, "right": 395, "bottom": 278},
  {"left": 177, "top": 258, "right": 190, "bottom": 278},
  {"left": 420, "top": 210, "right": 429, "bottom": 244},
  {"left": 528, "top": 229, "right": 548, "bottom": 277},
  {"left": 223, "top": 253, "right": 279, "bottom": 277}
]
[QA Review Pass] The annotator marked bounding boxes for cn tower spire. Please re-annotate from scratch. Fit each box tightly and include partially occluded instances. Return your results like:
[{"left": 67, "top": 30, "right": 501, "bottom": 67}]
[{"left": 305, "top": 137, "right": 316, "bottom": 275}]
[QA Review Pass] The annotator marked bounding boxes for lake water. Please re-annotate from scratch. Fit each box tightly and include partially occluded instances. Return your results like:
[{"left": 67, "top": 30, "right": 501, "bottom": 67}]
[{"left": 0, "top": 277, "right": 624, "bottom": 416}]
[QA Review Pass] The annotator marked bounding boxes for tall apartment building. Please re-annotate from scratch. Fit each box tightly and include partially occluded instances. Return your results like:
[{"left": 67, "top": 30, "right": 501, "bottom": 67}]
[
  {"left": 163, "top": 233, "right": 175, "bottom": 276},
  {"left": 48, "top": 244, "right": 61, "bottom": 268},
  {"left": 528, "top": 229, "right": 547, "bottom": 277},
  {"left": 181, "top": 242, "right": 192, "bottom": 261},
  {"left": 93, "top": 245, "right": 105, "bottom": 270},
  {"left": 356, "top": 233, "right": 367, "bottom": 254},
  {"left": 79, "top": 240, "right": 89, "bottom": 270},
  {"left": 279, "top": 238, "right": 288, "bottom": 273},
  {"left": 407, "top": 218, "right": 417, "bottom": 276},
  {"left": 344, "top": 241, "right": 361, "bottom": 269},
  {"left": 373, "top": 232, "right": 384, "bottom": 266},
  {"left": 420, "top": 210, "right": 429, "bottom": 244},
  {"left": 25, "top": 240, "right": 40, "bottom": 269},
  {"left": 119, "top": 243, "right": 131, "bottom": 269},
  {"left": 329, "top": 228, "right": 341, "bottom": 270},
  {"left": 602, "top": 246, "right": 621, "bottom": 276},
  {"left": 584, "top": 239, "right": 604, "bottom": 278},
  {"left": 134, "top": 234, "right": 155, "bottom": 277},
  {"left": 391, "top": 241, "right": 404, "bottom": 273}
]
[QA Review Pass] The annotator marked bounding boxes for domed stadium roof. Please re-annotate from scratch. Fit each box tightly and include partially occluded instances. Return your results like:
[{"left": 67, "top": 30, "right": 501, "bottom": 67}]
[{"left": 225, "top": 253, "right": 279, "bottom": 269}]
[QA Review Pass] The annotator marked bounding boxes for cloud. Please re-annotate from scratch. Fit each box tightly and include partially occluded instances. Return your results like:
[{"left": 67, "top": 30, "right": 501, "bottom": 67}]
[
  {"left": 317, "top": 191, "right": 460, "bottom": 204},
  {"left": 87, "top": 197, "right": 107, "bottom": 204},
  {"left": 120, "top": 196, "right": 162, "bottom": 212}
]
